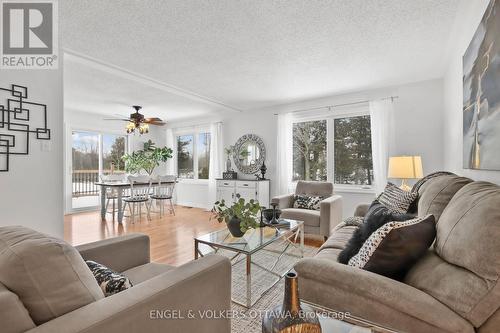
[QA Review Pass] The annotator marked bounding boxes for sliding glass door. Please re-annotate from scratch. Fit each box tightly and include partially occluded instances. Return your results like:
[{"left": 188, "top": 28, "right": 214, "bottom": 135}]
[{"left": 71, "top": 131, "right": 127, "bottom": 210}]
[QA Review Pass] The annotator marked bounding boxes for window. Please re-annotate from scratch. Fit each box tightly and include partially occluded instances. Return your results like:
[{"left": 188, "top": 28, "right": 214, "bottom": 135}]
[
  {"left": 291, "top": 113, "right": 373, "bottom": 187},
  {"left": 177, "top": 135, "right": 194, "bottom": 179},
  {"left": 102, "top": 134, "right": 126, "bottom": 174},
  {"left": 334, "top": 115, "right": 373, "bottom": 185},
  {"left": 197, "top": 133, "right": 211, "bottom": 179},
  {"left": 293, "top": 120, "right": 327, "bottom": 181},
  {"left": 71, "top": 131, "right": 128, "bottom": 209},
  {"left": 176, "top": 131, "right": 211, "bottom": 180}
]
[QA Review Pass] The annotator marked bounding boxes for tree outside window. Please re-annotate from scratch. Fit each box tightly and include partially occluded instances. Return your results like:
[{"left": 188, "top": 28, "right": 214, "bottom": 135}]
[
  {"left": 177, "top": 135, "right": 194, "bottom": 179},
  {"left": 292, "top": 120, "right": 327, "bottom": 181},
  {"left": 334, "top": 115, "right": 373, "bottom": 185},
  {"left": 176, "top": 132, "right": 211, "bottom": 180},
  {"left": 102, "top": 135, "right": 126, "bottom": 173},
  {"left": 198, "top": 133, "right": 211, "bottom": 179},
  {"left": 291, "top": 114, "right": 373, "bottom": 186}
]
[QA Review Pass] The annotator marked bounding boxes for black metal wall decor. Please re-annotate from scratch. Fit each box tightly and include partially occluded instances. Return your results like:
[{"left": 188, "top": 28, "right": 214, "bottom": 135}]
[{"left": 0, "top": 84, "right": 51, "bottom": 172}]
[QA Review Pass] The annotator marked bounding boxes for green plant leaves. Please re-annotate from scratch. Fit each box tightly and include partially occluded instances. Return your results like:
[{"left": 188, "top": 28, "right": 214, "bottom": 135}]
[
  {"left": 210, "top": 197, "right": 262, "bottom": 233},
  {"left": 122, "top": 141, "right": 173, "bottom": 175}
]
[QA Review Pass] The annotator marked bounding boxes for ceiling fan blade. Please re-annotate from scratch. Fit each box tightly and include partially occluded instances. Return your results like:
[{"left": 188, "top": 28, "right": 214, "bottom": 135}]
[
  {"left": 145, "top": 121, "right": 166, "bottom": 126},
  {"left": 103, "top": 118, "right": 131, "bottom": 122},
  {"left": 144, "top": 117, "right": 163, "bottom": 122}
]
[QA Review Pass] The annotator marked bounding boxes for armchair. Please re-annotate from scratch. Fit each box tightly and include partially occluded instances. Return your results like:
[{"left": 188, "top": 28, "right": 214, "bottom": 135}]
[{"left": 271, "top": 181, "right": 342, "bottom": 238}]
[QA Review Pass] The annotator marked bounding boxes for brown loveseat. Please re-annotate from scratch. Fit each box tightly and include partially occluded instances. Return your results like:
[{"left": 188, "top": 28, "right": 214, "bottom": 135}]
[
  {"left": 0, "top": 227, "right": 231, "bottom": 333},
  {"left": 272, "top": 180, "right": 342, "bottom": 239},
  {"left": 294, "top": 173, "right": 500, "bottom": 333}
]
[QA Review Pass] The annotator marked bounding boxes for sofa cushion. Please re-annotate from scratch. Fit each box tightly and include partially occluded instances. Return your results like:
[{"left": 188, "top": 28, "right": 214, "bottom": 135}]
[
  {"left": 295, "top": 180, "right": 333, "bottom": 197},
  {"left": 86, "top": 260, "right": 133, "bottom": 296},
  {"left": 281, "top": 208, "right": 320, "bottom": 227},
  {"left": 348, "top": 214, "right": 436, "bottom": 280},
  {"left": 0, "top": 226, "right": 104, "bottom": 325},
  {"left": 315, "top": 248, "right": 342, "bottom": 262},
  {"left": 295, "top": 258, "right": 474, "bottom": 333},
  {"left": 417, "top": 174, "right": 472, "bottom": 222},
  {"left": 321, "top": 225, "right": 358, "bottom": 250},
  {"left": 407, "top": 181, "right": 500, "bottom": 327},
  {"left": 0, "top": 282, "right": 35, "bottom": 333},
  {"left": 378, "top": 182, "right": 418, "bottom": 213},
  {"left": 122, "top": 262, "right": 174, "bottom": 285}
]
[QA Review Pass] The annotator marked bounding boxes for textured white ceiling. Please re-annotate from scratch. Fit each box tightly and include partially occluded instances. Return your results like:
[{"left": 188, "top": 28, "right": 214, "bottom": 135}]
[
  {"left": 64, "top": 54, "right": 225, "bottom": 121},
  {"left": 62, "top": 0, "right": 462, "bottom": 114}
]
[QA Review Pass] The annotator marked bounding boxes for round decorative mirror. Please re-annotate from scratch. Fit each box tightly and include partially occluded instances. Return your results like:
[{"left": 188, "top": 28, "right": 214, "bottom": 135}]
[{"left": 233, "top": 134, "right": 266, "bottom": 174}]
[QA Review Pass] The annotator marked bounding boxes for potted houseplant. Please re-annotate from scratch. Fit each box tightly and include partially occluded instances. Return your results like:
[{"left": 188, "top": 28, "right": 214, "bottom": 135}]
[
  {"left": 122, "top": 140, "right": 173, "bottom": 176},
  {"left": 211, "top": 195, "right": 261, "bottom": 237}
]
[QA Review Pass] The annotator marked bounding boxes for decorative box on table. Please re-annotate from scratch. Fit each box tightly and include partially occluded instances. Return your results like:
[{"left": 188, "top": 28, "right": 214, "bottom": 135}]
[{"left": 222, "top": 171, "right": 237, "bottom": 180}]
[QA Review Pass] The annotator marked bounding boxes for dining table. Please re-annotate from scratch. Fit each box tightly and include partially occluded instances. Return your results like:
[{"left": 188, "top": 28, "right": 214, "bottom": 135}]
[{"left": 95, "top": 180, "right": 176, "bottom": 224}]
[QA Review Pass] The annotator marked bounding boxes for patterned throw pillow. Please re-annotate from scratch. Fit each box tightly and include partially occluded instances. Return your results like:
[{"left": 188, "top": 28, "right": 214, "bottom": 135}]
[
  {"left": 86, "top": 260, "right": 133, "bottom": 296},
  {"left": 293, "top": 195, "right": 324, "bottom": 210},
  {"left": 348, "top": 214, "right": 436, "bottom": 280},
  {"left": 338, "top": 200, "right": 415, "bottom": 264},
  {"left": 377, "top": 182, "right": 418, "bottom": 214}
]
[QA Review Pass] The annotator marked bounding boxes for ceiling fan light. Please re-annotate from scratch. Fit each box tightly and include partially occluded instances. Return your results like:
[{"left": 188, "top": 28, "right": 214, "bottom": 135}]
[{"left": 139, "top": 123, "right": 149, "bottom": 135}]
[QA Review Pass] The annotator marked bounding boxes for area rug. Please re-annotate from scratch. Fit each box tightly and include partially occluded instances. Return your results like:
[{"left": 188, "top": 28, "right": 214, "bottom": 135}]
[{"left": 214, "top": 241, "right": 317, "bottom": 333}]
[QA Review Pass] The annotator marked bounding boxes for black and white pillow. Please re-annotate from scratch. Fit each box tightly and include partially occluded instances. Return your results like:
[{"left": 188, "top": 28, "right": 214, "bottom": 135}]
[
  {"left": 293, "top": 195, "right": 323, "bottom": 210},
  {"left": 338, "top": 200, "right": 415, "bottom": 264},
  {"left": 348, "top": 214, "right": 436, "bottom": 279},
  {"left": 86, "top": 260, "right": 133, "bottom": 296},
  {"left": 377, "top": 182, "right": 418, "bottom": 214}
]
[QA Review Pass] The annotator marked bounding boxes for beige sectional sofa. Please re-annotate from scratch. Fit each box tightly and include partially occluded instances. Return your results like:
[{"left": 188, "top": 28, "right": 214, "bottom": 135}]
[
  {"left": 0, "top": 228, "right": 231, "bottom": 333},
  {"left": 295, "top": 173, "right": 500, "bottom": 333}
]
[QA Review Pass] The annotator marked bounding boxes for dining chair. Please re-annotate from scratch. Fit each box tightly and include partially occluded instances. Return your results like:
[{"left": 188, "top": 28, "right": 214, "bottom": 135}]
[
  {"left": 123, "top": 175, "right": 153, "bottom": 223},
  {"left": 150, "top": 175, "right": 177, "bottom": 217},
  {"left": 100, "top": 173, "right": 126, "bottom": 221}
]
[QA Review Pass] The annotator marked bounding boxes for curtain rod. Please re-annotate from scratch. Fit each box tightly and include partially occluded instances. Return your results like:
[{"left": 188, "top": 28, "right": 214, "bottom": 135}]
[{"left": 273, "top": 95, "right": 399, "bottom": 116}]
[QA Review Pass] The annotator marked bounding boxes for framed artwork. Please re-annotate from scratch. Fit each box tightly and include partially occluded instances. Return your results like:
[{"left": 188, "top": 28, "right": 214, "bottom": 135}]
[{"left": 463, "top": 0, "right": 500, "bottom": 170}]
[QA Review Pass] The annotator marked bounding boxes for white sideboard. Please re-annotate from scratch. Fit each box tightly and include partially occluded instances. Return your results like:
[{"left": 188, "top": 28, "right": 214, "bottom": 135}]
[{"left": 216, "top": 179, "right": 270, "bottom": 207}]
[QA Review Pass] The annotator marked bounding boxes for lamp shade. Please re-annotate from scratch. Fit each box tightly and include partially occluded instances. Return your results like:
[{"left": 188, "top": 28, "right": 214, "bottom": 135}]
[{"left": 388, "top": 156, "right": 423, "bottom": 179}]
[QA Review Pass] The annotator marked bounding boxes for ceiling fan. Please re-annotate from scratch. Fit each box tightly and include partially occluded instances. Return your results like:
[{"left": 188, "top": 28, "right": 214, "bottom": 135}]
[{"left": 104, "top": 105, "right": 166, "bottom": 135}]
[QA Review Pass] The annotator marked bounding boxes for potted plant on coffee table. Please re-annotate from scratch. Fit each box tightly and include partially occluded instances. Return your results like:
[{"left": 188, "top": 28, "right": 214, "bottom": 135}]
[{"left": 211, "top": 195, "right": 261, "bottom": 237}]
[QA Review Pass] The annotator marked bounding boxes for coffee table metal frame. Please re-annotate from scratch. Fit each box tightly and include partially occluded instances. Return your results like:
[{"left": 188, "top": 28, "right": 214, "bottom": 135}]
[{"left": 194, "top": 220, "right": 304, "bottom": 308}]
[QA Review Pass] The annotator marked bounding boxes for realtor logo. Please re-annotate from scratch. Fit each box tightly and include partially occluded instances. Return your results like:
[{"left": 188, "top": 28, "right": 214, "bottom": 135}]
[{"left": 1, "top": 0, "right": 58, "bottom": 69}]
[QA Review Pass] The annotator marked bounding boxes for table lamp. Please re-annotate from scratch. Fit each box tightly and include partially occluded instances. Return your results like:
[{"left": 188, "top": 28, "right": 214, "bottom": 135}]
[{"left": 388, "top": 156, "right": 423, "bottom": 191}]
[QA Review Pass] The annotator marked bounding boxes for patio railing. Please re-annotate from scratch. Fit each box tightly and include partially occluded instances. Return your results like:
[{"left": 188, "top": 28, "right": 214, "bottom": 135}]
[{"left": 72, "top": 170, "right": 125, "bottom": 198}]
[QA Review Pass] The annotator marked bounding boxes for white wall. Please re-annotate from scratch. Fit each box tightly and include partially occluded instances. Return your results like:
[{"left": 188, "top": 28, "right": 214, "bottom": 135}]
[
  {"left": 442, "top": 0, "right": 500, "bottom": 183},
  {"left": 169, "top": 78, "right": 445, "bottom": 216},
  {"left": 0, "top": 70, "right": 64, "bottom": 237},
  {"left": 63, "top": 109, "right": 166, "bottom": 213}
]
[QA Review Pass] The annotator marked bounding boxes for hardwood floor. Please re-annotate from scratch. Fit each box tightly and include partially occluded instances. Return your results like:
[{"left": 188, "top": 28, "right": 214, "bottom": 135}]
[{"left": 64, "top": 206, "right": 323, "bottom": 266}]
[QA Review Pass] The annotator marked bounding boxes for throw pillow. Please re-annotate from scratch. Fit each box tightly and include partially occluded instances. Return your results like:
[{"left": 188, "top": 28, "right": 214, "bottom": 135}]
[
  {"left": 377, "top": 182, "right": 418, "bottom": 214},
  {"left": 293, "top": 195, "right": 323, "bottom": 210},
  {"left": 86, "top": 260, "right": 133, "bottom": 296},
  {"left": 348, "top": 214, "right": 436, "bottom": 280},
  {"left": 338, "top": 200, "right": 415, "bottom": 264}
]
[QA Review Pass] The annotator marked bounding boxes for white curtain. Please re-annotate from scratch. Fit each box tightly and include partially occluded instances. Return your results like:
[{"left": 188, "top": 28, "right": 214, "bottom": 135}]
[
  {"left": 208, "top": 122, "right": 224, "bottom": 207},
  {"left": 276, "top": 113, "right": 293, "bottom": 195},
  {"left": 370, "top": 99, "right": 395, "bottom": 195},
  {"left": 166, "top": 128, "right": 176, "bottom": 175}
]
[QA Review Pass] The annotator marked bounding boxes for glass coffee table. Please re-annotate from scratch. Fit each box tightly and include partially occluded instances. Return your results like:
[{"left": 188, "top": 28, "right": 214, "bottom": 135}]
[{"left": 194, "top": 219, "right": 304, "bottom": 308}]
